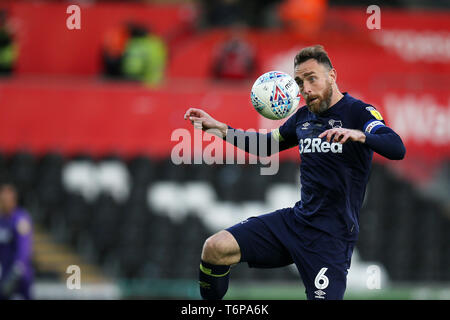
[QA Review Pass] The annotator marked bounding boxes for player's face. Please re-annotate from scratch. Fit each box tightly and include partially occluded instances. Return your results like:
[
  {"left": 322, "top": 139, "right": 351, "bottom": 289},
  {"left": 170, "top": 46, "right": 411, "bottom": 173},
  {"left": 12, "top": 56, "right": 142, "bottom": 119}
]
[
  {"left": 294, "top": 59, "right": 333, "bottom": 114},
  {"left": 0, "top": 185, "right": 17, "bottom": 215}
]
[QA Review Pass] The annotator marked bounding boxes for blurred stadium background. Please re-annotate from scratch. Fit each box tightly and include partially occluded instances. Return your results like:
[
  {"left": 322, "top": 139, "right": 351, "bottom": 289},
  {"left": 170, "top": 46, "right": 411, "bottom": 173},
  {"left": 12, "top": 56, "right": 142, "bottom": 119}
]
[{"left": 0, "top": 0, "right": 449, "bottom": 299}]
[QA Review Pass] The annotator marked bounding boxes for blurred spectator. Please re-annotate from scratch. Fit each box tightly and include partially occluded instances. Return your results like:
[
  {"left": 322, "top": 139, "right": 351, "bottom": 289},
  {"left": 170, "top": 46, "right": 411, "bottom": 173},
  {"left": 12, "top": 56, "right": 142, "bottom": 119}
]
[
  {"left": 121, "top": 23, "right": 168, "bottom": 87},
  {"left": 240, "top": 0, "right": 283, "bottom": 28},
  {"left": 279, "top": 0, "right": 328, "bottom": 37},
  {"left": 165, "top": 4, "right": 198, "bottom": 54},
  {"left": 202, "top": 0, "right": 281, "bottom": 28},
  {"left": 101, "top": 24, "right": 129, "bottom": 79},
  {"left": 0, "top": 182, "right": 33, "bottom": 300},
  {"left": 212, "top": 28, "right": 257, "bottom": 80},
  {"left": 202, "top": 0, "right": 243, "bottom": 27},
  {"left": 0, "top": 9, "right": 17, "bottom": 75}
]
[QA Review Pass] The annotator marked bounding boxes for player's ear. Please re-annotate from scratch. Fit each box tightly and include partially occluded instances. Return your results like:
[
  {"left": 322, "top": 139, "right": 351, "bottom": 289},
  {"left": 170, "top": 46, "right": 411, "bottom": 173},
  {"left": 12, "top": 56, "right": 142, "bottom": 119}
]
[{"left": 328, "top": 68, "right": 338, "bottom": 85}]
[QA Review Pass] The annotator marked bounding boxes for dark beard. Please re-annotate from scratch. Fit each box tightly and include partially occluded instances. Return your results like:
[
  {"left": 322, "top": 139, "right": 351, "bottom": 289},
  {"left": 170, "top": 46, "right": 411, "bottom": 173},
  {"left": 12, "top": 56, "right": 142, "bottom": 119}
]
[{"left": 307, "top": 82, "right": 333, "bottom": 114}]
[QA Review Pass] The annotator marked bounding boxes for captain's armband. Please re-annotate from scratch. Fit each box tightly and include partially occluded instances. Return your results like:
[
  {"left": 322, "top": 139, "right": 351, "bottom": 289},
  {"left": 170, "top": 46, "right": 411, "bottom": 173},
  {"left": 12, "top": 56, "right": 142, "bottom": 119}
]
[{"left": 271, "top": 128, "right": 285, "bottom": 142}]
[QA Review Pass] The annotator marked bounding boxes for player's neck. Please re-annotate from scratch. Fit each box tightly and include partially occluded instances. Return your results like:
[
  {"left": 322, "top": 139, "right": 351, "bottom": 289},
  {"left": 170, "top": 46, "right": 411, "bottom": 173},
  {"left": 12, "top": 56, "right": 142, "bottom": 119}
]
[{"left": 329, "top": 90, "right": 344, "bottom": 109}]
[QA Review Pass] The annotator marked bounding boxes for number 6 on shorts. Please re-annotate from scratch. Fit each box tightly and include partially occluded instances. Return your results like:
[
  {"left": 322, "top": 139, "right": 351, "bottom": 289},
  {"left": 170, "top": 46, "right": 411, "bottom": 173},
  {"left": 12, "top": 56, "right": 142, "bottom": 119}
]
[{"left": 314, "top": 267, "right": 329, "bottom": 290}]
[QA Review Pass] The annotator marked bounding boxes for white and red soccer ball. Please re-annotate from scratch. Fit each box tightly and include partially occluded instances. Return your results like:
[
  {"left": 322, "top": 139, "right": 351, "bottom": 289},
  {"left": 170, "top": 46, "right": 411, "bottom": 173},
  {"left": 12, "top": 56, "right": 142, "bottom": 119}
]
[{"left": 251, "top": 71, "right": 301, "bottom": 120}]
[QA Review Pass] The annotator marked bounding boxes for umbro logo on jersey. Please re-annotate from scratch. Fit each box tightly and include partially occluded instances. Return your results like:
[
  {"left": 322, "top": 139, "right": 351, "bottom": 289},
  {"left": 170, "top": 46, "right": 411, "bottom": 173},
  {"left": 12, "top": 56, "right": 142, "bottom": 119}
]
[
  {"left": 302, "top": 122, "right": 310, "bottom": 130},
  {"left": 314, "top": 290, "right": 326, "bottom": 299},
  {"left": 299, "top": 138, "right": 343, "bottom": 154}
]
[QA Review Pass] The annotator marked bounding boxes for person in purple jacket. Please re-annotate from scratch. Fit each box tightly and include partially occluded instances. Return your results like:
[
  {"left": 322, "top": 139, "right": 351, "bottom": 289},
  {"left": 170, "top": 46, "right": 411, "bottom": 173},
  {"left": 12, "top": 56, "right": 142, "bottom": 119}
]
[{"left": 0, "top": 182, "right": 33, "bottom": 300}]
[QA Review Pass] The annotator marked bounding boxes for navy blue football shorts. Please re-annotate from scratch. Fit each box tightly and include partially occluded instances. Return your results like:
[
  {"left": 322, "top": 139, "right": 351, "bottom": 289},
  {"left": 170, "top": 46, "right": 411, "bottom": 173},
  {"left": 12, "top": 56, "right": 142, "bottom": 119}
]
[{"left": 226, "top": 207, "right": 355, "bottom": 300}]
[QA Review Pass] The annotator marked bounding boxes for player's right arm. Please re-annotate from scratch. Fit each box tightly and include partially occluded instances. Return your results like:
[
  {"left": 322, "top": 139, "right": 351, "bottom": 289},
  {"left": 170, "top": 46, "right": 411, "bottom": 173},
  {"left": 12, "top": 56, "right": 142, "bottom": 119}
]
[
  {"left": 184, "top": 107, "right": 298, "bottom": 156},
  {"left": 184, "top": 108, "right": 229, "bottom": 136}
]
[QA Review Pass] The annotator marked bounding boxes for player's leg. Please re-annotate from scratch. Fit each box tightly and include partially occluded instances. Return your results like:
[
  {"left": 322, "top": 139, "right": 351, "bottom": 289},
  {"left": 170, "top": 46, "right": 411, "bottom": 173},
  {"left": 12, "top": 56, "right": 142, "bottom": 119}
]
[
  {"left": 199, "top": 209, "right": 294, "bottom": 300},
  {"left": 291, "top": 231, "right": 355, "bottom": 300},
  {"left": 198, "top": 230, "right": 240, "bottom": 300},
  {"left": 201, "top": 230, "right": 241, "bottom": 265},
  {"left": 305, "top": 263, "right": 349, "bottom": 300}
]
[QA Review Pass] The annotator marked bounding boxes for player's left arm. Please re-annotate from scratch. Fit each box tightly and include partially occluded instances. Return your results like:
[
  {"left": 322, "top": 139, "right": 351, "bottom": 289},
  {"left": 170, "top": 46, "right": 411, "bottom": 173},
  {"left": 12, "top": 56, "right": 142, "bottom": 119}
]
[{"left": 319, "top": 105, "right": 406, "bottom": 160}]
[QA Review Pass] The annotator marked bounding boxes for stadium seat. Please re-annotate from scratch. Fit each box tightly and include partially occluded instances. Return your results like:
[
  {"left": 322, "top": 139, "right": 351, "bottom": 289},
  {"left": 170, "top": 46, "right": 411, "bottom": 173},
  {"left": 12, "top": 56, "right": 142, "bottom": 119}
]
[
  {"left": 0, "top": 152, "right": 7, "bottom": 180},
  {"left": 9, "top": 152, "right": 36, "bottom": 204},
  {"left": 239, "top": 164, "right": 270, "bottom": 201},
  {"left": 63, "top": 193, "right": 93, "bottom": 246},
  {"left": 113, "top": 243, "right": 147, "bottom": 278},
  {"left": 212, "top": 163, "right": 243, "bottom": 201},
  {"left": 272, "top": 160, "right": 300, "bottom": 184},
  {"left": 145, "top": 214, "right": 176, "bottom": 247},
  {"left": 184, "top": 163, "right": 215, "bottom": 182},
  {"left": 266, "top": 184, "right": 300, "bottom": 210},
  {"left": 137, "top": 261, "right": 161, "bottom": 279},
  {"left": 128, "top": 154, "right": 158, "bottom": 187},
  {"left": 62, "top": 159, "right": 100, "bottom": 202},
  {"left": 157, "top": 158, "right": 188, "bottom": 182},
  {"left": 146, "top": 181, "right": 190, "bottom": 222},
  {"left": 182, "top": 182, "right": 217, "bottom": 214},
  {"left": 34, "top": 154, "right": 65, "bottom": 213},
  {"left": 97, "top": 159, "right": 131, "bottom": 203},
  {"left": 118, "top": 220, "right": 149, "bottom": 249}
]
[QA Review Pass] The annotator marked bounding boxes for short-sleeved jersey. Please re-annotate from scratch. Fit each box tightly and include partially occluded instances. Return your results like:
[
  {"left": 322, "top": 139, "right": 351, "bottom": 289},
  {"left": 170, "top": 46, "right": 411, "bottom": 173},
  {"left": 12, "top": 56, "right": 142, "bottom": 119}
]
[{"left": 275, "top": 92, "right": 386, "bottom": 241}]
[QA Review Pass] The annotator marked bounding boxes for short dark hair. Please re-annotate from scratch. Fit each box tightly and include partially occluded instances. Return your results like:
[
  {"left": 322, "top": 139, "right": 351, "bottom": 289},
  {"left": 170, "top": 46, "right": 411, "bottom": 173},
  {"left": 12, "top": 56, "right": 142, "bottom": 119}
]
[{"left": 294, "top": 45, "right": 333, "bottom": 70}]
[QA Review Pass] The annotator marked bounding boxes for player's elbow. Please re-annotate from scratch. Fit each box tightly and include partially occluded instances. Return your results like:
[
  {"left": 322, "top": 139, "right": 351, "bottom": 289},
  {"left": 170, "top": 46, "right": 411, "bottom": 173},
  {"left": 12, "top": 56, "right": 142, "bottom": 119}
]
[
  {"left": 393, "top": 145, "right": 406, "bottom": 160},
  {"left": 387, "top": 131, "right": 406, "bottom": 160},
  {"left": 388, "top": 140, "right": 406, "bottom": 160}
]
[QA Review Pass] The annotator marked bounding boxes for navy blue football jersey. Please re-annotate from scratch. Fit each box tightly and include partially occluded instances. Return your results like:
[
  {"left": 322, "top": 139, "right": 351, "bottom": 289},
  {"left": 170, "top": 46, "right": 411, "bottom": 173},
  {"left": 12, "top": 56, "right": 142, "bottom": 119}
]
[{"left": 273, "top": 93, "right": 387, "bottom": 241}]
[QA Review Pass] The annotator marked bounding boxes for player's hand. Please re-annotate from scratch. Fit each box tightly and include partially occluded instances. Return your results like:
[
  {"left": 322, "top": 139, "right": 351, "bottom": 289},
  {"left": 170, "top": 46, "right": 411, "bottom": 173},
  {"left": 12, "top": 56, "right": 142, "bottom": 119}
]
[
  {"left": 318, "top": 128, "right": 366, "bottom": 144},
  {"left": 184, "top": 108, "right": 228, "bottom": 137}
]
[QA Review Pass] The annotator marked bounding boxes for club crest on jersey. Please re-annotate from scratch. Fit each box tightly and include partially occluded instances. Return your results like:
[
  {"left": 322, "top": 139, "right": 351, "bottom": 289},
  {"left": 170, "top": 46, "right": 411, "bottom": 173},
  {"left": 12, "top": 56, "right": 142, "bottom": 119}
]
[
  {"left": 302, "top": 122, "right": 310, "bottom": 130},
  {"left": 328, "top": 119, "right": 342, "bottom": 128},
  {"left": 365, "top": 106, "right": 383, "bottom": 120}
]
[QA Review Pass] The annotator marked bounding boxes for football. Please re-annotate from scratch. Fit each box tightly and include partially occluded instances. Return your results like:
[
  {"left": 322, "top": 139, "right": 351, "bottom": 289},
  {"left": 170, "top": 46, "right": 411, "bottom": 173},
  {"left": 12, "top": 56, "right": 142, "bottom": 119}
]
[{"left": 250, "top": 71, "right": 301, "bottom": 120}]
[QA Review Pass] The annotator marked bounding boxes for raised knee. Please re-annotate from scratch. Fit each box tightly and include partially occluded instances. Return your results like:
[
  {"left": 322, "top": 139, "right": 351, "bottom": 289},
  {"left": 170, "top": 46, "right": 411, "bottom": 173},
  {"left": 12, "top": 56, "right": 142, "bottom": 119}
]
[
  {"left": 202, "top": 235, "right": 224, "bottom": 263},
  {"left": 201, "top": 231, "right": 238, "bottom": 265}
]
